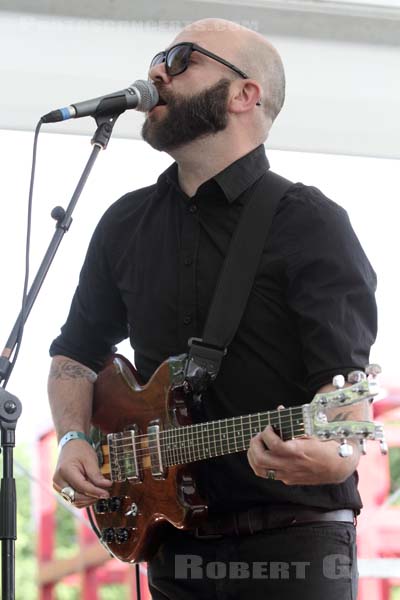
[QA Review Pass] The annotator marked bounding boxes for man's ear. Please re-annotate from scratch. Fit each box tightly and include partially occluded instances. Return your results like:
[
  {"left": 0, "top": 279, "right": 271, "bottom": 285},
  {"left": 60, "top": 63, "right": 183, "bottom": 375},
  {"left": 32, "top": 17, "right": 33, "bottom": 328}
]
[{"left": 229, "top": 80, "right": 262, "bottom": 113}]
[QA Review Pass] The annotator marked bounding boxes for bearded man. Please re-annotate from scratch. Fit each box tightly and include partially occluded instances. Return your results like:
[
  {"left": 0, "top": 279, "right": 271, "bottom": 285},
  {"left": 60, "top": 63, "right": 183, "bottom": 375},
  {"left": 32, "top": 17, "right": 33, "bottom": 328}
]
[{"left": 48, "top": 18, "right": 376, "bottom": 599}]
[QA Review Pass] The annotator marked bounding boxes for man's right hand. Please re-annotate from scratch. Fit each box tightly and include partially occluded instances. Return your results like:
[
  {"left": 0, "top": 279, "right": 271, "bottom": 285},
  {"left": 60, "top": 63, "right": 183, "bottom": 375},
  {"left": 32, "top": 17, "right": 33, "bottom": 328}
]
[{"left": 53, "top": 440, "right": 112, "bottom": 508}]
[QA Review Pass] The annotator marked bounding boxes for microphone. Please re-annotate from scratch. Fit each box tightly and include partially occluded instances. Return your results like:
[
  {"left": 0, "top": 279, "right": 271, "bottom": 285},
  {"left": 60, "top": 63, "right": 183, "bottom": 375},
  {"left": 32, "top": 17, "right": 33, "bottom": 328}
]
[{"left": 41, "top": 79, "right": 159, "bottom": 123}]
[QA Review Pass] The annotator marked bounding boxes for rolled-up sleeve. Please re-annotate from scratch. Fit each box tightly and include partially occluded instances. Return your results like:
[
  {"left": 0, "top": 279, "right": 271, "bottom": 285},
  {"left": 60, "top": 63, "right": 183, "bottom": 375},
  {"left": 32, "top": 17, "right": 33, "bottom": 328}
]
[
  {"left": 49, "top": 213, "right": 128, "bottom": 372},
  {"left": 284, "top": 186, "right": 377, "bottom": 393}
]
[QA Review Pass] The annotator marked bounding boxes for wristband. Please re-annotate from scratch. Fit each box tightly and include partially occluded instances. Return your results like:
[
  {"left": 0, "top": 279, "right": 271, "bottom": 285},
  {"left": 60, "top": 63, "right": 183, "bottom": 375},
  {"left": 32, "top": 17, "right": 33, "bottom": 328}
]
[{"left": 59, "top": 431, "right": 93, "bottom": 450}]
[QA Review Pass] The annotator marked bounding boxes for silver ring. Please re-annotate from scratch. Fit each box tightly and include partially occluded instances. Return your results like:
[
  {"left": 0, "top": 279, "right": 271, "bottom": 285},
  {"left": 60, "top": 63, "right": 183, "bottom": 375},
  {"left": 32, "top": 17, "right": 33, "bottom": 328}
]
[
  {"left": 266, "top": 469, "right": 276, "bottom": 481},
  {"left": 60, "top": 485, "right": 76, "bottom": 504}
]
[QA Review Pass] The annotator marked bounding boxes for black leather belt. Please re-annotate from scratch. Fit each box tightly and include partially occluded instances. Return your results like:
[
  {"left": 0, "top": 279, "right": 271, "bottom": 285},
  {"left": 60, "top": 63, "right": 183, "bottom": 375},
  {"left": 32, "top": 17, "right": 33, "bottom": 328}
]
[{"left": 193, "top": 505, "right": 355, "bottom": 539}]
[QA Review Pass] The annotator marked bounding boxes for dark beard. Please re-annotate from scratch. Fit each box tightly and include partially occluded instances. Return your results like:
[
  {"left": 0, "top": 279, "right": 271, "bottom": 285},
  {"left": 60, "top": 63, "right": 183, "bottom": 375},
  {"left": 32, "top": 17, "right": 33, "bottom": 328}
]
[{"left": 141, "top": 78, "right": 231, "bottom": 151}]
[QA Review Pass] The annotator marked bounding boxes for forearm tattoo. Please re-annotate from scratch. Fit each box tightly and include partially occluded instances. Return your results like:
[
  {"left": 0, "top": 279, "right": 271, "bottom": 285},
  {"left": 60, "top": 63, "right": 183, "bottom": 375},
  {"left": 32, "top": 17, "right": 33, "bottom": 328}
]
[{"left": 49, "top": 359, "right": 98, "bottom": 383}]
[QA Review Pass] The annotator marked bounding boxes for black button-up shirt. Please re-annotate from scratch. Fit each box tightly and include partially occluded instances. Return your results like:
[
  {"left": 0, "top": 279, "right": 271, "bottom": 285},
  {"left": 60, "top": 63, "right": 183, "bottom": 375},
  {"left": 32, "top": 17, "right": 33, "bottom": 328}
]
[{"left": 50, "top": 144, "right": 377, "bottom": 513}]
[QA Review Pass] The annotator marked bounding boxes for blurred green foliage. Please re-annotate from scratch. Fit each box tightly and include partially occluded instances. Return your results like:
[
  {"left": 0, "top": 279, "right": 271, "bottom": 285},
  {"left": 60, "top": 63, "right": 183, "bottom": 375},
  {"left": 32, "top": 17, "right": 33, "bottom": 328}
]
[
  {"left": 0, "top": 444, "right": 130, "bottom": 599},
  {"left": 1, "top": 439, "right": 399, "bottom": 598},
  {"left": 389, "top": 446, "right": 400, "bottom": 502}
]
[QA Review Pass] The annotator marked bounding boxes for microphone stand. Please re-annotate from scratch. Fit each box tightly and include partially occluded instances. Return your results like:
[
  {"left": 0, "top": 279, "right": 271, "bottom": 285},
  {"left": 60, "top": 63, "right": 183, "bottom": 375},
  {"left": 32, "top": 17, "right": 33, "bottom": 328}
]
[{"left": 0, "top": 113, "right": 121, "bottom": 600}]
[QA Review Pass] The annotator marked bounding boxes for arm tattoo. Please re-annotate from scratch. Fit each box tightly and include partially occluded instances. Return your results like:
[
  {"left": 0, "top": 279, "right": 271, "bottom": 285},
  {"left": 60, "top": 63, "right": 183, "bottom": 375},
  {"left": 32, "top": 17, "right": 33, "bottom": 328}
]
[{"left": 49, "top": 359, "right": 98, "bottom": 383}]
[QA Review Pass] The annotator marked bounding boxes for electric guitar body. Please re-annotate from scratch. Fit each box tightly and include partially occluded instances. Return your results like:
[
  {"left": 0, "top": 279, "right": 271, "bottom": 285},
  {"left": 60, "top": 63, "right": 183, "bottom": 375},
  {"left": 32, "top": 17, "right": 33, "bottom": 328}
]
[{"left": 90, "top": 353, "right": 384, "bottom": 563}]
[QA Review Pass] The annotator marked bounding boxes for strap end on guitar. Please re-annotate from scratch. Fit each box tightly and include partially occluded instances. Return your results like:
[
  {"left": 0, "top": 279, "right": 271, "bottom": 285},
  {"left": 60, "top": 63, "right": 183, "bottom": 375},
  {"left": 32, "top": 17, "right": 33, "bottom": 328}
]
[{"left": 185, "top": 337, "right": 227, "bottom": 393}]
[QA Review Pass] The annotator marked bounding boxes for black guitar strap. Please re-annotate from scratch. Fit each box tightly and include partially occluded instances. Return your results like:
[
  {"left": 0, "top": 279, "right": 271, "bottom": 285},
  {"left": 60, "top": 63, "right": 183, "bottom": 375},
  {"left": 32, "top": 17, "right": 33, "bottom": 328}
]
[{"left": 185, "top": 169, "right": 293, "bottom": 392}]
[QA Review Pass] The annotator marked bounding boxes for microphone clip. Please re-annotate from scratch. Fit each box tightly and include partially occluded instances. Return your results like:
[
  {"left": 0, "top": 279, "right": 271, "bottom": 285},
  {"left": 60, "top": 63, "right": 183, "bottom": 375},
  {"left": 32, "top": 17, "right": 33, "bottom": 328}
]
[{"left": 91, "top": 112, "right": 121, "bottom": 150}]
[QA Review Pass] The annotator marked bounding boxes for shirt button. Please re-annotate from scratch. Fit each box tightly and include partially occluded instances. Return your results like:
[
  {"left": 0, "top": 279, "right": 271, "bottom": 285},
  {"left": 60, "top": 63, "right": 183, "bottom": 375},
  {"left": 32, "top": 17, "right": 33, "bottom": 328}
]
[
  {"left": 188, "top": 204, "right": 198, "bottom": 213},
  {"left": 183, "top": 315, "right": 192, "bottom": 325},
  {"left": 184, "top": 257, "right": 193, "bottom": 266}
]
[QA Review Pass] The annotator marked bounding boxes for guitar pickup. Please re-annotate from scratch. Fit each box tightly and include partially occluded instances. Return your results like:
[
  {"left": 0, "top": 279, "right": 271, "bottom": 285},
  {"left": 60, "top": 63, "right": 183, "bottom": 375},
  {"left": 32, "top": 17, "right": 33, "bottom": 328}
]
[
  {"left": 107, "top": 427, "right": 140, "bottom": 482},
  {"left": 147, "top": 423, "right": 166, "bottom": 479}
]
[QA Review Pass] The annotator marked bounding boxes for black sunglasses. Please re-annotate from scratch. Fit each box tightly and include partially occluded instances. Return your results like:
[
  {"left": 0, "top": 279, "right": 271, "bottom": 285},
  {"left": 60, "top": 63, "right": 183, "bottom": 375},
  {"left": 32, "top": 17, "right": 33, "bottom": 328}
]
[{"left": 150, "top": 42, "right": 250, "bottom": 80}]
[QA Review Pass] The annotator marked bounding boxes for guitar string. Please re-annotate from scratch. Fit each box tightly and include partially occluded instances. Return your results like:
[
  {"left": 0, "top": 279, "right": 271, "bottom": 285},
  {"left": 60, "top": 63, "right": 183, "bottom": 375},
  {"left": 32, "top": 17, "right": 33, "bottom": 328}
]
[
  {"left": 106, "top": 424, "right": 308, "bottom": 475},
  {"left": 105, "top": 410, "right": 306, "bottom": 459},
  {"left": 104, "top": 395, "right": 360, "bottom": 464},
  {"left": 102, "top": 406, "right": 305, "bottom": 444},
  {"left": 106, "top": 423, "right": 307, "bottom": 472},
  {"left": 99, "top": 377, "right": 365, "bottom": 450},
  {"left": 111, "top": 424, "right": 306, "bottom": 455},
  {"left": 107, "top": 427, "right": 307, "bottom": 475},
  {"left": 105, "top": 413, "right": 306, "bottom": 459},
  {"left": 105, "top": 407, "right": 367, "bottom": 474},
  {"left": 110, "top": 440, "right": 306, "bottom": 468},
  {"left": 111, "top": 415, "right": 304, "bottom": 443}
]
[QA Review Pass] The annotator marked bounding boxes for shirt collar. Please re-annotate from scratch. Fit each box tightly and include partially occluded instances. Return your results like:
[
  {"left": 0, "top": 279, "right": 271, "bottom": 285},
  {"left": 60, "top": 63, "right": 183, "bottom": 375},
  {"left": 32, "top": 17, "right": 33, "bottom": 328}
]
[
  {"left": 213, "top": 144, "right": 270, "bottom": 203},
  {"left": 157, "top": 144, "right": 270, "bottom": 204}
]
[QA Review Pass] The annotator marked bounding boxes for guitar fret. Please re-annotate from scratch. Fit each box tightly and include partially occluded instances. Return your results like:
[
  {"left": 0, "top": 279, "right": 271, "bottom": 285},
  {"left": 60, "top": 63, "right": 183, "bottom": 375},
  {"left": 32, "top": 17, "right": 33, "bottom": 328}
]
[
  {"left": 180, "top": 427, "right": 185, "bottom": 463},
  {"left": 200, "top": 424, "right": 205, "bottom": 460},
  {"left": 197, "top": 423, "right": 202, "bottom": 461},
  {"left": 193, "top": 423, "right": 200, "bottom": 462},
  {"left": 166, "top": 429, "right": 172, "bottom": 467},
  {"left": 220, "top": 419, "right": 226, "bottom": 455},
  {"left": 170, "top": 427, "right": 175, "bottom": 465},
  {"left": 186, "top": 428, "right": 191, "bottom": 462},
  {"left": 212, "top": 420, "right": 218, "bottom": 458},
  {"left": 224, "top": 419, "right": 230, "bottom": 454},
  {"left": 244, "top": 415, "right": 252, "bottom": 448},
  {"left": 255, "top": 414, "right": 260, "bottom": 435},
  {"left": 173, "top": 426, "right": 180, "bottom": 464},
  {"left": 158, "top": 406, "right": 307, "bottom": 468},
  {"left": 183, "top": 426, "right": 189, "bottom": 463},
  {"left": 178, "top": 427, "right": 184, "bottom": 464},
  {"left": 199, "top": 423, "right": 205, "bottom": 460},
  {"left": 278, "top": 409, "right": 283, "bottom": 438},
  {"left": 208, "top": 423, "right": 212, "bottom": 458},
  {"left": 170, "top": 429, "right": 176, "bottom": 465},
  {"left": 290, "top": 407, "right": 295, "bottom": 439},
  {"left": 184, "top": 427, "right": 190, "bottom": 463},
  {"left": 188, "top": 425, "right": 194, "bottom": 463}
]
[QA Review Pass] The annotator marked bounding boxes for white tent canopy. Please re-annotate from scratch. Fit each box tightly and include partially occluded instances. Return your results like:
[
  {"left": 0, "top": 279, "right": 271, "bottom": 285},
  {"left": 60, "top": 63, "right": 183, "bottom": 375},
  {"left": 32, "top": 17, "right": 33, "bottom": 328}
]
[{"left": 0, "top": 0, "right": 399, "bottom": 158}]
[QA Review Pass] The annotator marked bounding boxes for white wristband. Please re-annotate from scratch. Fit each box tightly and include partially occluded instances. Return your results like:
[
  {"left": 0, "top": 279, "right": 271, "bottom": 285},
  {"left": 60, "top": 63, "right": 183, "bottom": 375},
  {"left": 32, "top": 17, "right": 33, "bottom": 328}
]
[{"left": 59, "top": 431, "right": 93, "bottom": 450}]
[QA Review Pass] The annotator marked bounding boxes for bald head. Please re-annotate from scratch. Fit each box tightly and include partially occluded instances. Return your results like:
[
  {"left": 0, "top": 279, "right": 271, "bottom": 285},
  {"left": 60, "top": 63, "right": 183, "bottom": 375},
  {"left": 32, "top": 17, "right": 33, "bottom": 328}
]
[{"left": 173, "top": 18, "right": 286, "bottom": 123}]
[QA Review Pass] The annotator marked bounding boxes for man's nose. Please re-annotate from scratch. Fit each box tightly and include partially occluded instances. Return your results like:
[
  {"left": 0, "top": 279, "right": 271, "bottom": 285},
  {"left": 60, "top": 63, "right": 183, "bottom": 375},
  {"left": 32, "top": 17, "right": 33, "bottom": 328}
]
[{"left": 148, "top": 60, "right": 172, "bottom": 84}]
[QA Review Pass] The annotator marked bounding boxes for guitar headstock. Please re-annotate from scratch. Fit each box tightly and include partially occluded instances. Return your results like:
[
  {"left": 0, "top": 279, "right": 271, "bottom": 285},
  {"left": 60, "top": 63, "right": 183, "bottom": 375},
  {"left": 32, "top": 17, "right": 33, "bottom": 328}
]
[{"left": 304, "top": 365, "right": 387, "bottom": 457}]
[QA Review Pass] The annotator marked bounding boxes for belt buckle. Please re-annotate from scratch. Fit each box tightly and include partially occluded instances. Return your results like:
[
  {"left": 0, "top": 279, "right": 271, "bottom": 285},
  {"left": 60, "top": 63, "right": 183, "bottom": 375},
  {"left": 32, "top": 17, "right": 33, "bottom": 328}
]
[{"left": 193, "top": 527, "right": 223, "bottom": 540}]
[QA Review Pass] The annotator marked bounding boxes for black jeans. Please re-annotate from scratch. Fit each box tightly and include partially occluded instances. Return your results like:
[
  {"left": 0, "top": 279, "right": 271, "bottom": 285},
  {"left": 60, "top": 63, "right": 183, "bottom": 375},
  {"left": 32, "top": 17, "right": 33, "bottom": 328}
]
[{"left": 148, "top": 522, "right": 358, "bottom": 600}]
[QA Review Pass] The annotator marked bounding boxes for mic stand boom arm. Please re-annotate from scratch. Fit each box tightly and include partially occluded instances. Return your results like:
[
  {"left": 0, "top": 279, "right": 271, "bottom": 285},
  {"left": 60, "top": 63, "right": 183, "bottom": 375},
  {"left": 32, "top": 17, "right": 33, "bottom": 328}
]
[{"left": 0, "top": 113, "right": 120, "bottom": 600}]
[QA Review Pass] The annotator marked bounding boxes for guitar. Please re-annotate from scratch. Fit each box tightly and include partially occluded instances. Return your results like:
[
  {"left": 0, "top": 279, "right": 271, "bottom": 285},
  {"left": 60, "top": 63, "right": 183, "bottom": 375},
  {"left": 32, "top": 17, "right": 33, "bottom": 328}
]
[{"left": 90, "top": 354, "right": 386, "bottom": 563}]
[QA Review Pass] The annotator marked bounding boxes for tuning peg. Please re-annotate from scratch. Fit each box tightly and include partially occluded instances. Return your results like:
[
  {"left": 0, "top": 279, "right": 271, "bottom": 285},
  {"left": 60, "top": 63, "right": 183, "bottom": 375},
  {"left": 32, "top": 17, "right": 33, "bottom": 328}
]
[
  {"left": 338, "top": 439, "right": 354, "bottom": 458},
  {"left": 379, "top": 438, "right": 388, "bottom": 455},
  {"left": 365, "top": 363, "right": 382, "bottom": 396},
  {"left": 347, "top": 370, "right": 367, "bottom": 384},
  {"left": 359, "top": 439, "right": 367, "bottom": 455},
  {"left": 332, "top": 375, "right": 345, "bottom": 389},
  {"left": 365, "top": 364, "right": 382, "bottom": 378}
]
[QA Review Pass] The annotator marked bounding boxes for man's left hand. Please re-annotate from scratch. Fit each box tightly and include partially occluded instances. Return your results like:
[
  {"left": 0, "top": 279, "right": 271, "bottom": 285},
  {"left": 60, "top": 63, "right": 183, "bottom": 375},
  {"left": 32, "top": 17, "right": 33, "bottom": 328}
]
[{"left": 247, "top": 424, "right": 361, "bottom": 486}]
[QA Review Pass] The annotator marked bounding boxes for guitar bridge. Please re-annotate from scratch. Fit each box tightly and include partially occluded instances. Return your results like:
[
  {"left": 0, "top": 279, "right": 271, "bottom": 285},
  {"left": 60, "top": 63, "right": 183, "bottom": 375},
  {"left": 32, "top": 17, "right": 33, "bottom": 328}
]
[
  {"left": 108, "top": 428, "right": 140, "bottom": 482},
  {"left": 147, "top": 424, "right": 166, "bottom": 479}
]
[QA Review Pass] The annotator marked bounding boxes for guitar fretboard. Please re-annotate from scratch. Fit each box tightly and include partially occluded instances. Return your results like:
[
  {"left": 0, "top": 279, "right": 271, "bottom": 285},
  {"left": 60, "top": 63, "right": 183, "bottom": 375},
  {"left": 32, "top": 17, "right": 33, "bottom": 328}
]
[
  {"left": 160, "top": 407, "right": 305, "bottom": 467},
  {"left": 108, "top": 406, "right": 306, "bottom": 481}
]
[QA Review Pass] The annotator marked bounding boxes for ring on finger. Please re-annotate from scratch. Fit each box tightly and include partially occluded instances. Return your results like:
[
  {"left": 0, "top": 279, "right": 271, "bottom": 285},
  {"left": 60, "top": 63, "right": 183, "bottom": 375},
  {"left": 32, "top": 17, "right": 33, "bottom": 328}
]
[
  {"left": 60, "top": 485, "right": 76, "bottom": 504},
  {"left": 266, "top": 469, "right": 277, "bottom": 481}
]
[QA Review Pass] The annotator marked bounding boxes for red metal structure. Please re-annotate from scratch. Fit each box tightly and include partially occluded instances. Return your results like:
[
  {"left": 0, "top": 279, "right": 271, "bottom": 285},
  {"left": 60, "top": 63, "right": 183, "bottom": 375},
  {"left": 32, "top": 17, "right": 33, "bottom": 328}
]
[
  {"left": 357, "top": 391, "right": 400, "bottom": 600},
  {"left": 36, "top": 429, "right": 151, "bottom": 599},
  {"left": 36, "top": 390, "right": 400, "bottom": 599}
]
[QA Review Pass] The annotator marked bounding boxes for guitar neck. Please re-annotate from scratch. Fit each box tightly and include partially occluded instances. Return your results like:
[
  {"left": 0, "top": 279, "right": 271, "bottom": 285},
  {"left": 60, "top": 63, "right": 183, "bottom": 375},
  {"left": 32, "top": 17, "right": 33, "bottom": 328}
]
[{"left": 161, "top": 406, "right": 306, "bottom": 467}]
